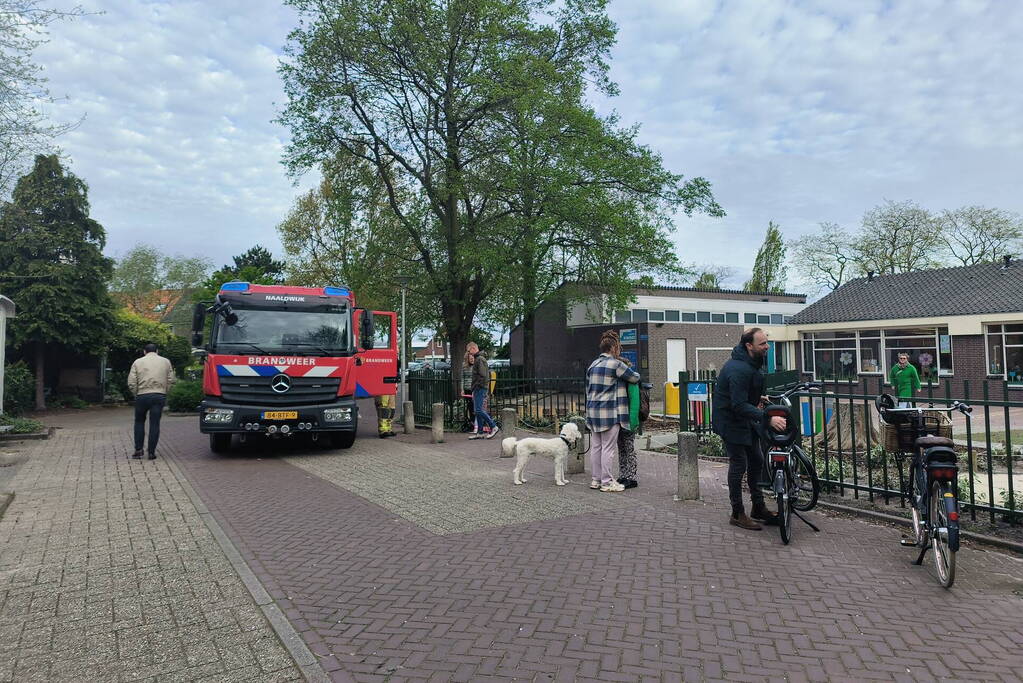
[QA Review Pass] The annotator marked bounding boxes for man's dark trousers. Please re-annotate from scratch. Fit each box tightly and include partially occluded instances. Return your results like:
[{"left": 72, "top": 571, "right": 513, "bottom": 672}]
[
  {"left": 724, "top": 435, "right": 767, "bottom": 510},
  {"left": 134, "top": 393, "right": 166, "bottom": 455}
]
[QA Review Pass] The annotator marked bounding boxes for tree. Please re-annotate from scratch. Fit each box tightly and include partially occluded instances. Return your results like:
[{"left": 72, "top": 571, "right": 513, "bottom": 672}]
[
  {"left": 106, "top": 309, "right": 191, "bottom": 400},
  {"left": 691, "top": 265, "right": 734, "bottom": 290},
  {"left": 481, "top": 90, "right": 719, "bottom": 374},
  {"left": 937, "top": 206, "right": 1023, "bottom": 266},
  {"left": 278, "top": 0, "right": 627, "bottom": 395},
  {"left": 855, "top": 199, "right": 944, "bottom": 275},
  {"left": 789, "top": 222, "right": 857, "bottom": 293},
  {"left": 192, "top": 244, "right": 285, "bottom": 303},
  {"left": 0, "top": 154, "right": 114, "bottom": 409},
  {"left": 278, "top": 156, "right": 434, "bottom": 337},
  {"left": 0, "top": 1, "right": 85, "bottom": 198},
  {"left": 744, "top": 221, "right": 787, "bottom": 293},
  {"left": 111, "top": 243, "right": 211, "bottom": 316}
]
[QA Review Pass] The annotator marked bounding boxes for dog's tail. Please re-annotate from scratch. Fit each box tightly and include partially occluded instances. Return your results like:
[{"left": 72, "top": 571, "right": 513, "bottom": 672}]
[{"left": 501, "top": 437, "right": 517, "bottom": 458}]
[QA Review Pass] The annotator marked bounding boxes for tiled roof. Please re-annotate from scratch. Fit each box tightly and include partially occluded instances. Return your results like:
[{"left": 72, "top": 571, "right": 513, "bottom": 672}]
[{"left": 790, "top": 259, "right": 1023, "bottom": 325}]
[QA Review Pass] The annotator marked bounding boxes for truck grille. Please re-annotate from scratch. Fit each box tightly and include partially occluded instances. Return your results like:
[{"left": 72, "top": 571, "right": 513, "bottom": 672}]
[{"left": 218, "top": 376, "right": 341, "bottom": 406}]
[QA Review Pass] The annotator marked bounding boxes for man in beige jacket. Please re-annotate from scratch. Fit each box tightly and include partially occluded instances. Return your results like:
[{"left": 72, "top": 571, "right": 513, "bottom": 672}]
[{"left": 127, "top": 343, "right": 176, "bottom": 459}]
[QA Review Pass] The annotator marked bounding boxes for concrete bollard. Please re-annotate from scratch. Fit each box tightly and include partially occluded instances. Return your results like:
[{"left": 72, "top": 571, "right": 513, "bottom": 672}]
[
  {"left": 567, "top": 416, "right": 587, "bottom": 475},
  {"left": 499, "top": 408, "right": 518, "bottom": 456},
  {"left": 675, "top": 431, "right": 700, "bottom": 501},
  {"left": 432, "top": 402, "right": 444, "bottom": 443},
  {"left": 403, "top": 401, "right": 414, "bottom": 434}
]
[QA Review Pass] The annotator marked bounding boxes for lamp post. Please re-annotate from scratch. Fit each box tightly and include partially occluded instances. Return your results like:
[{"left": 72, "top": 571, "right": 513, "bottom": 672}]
[{"left": 394, "top": 276, "right": 411, "bottom": 417}]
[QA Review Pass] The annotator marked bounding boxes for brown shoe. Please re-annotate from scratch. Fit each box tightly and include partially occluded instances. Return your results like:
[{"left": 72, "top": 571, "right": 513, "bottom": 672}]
[{"left": 729, "top": 512, "right": 762, "bottom": 531}]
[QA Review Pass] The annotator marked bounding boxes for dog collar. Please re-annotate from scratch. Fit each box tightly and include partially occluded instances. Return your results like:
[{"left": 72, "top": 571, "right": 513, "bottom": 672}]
[{"left": 560, "top": 435, "right": 572, "bottom": 447}]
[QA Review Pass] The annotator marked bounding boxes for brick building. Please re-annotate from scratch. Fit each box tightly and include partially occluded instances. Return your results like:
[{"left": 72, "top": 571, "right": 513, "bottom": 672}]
[
  {"left": 508, "top": 286, "right": 808, "bottom": 397},
  {"left": 780, "top": 257, "right": 1022, "bottom": 398}
]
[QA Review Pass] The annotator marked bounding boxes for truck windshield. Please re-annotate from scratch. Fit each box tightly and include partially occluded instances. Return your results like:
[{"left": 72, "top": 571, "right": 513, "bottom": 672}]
[{"left": 213, "top": 305, "right": 350, "bottom": 355}]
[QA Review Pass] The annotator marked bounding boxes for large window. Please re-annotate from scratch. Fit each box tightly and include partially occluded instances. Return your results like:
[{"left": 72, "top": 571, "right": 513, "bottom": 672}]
[
  {"left": 986, "top": 324, "right": 1023, "bottom": 385},
  {"left": 801, "top": 327, "right": 952, "bottom": 382}
]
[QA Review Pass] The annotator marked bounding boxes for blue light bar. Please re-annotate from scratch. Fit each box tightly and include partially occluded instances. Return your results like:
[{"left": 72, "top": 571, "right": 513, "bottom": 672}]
[
  {"left": 323, "top": 286, "right": 350, "bottom": 297},
  {"left": 220, "top": 281, "right": 250, "bottom": 291}
]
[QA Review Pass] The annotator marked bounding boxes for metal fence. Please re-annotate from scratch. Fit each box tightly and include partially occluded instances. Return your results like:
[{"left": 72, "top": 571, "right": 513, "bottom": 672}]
[
  {"left": 671, "top": 370, "right": 1021, "bottom": 524},
  {"left": 407, "top": 369, "right": 585, "bottom": 432}
]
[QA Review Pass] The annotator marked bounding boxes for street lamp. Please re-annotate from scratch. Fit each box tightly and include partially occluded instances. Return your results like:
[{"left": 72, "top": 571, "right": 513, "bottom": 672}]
[{"left": 394, "top": 275, "right": 412, "bottom": 417}]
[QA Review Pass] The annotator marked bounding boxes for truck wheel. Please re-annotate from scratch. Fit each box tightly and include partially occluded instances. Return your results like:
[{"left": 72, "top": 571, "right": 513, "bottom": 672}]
[
  {"left": 329, "top": 431, "right": 357, "bottom": 450},
  {"left": 209, "top": 433, "right": 232, "bottom": 453}
]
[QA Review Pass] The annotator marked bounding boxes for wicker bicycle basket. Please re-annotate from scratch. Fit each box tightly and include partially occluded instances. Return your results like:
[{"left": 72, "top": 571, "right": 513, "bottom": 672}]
[{"left": 880, "top": 411, "right": 953, "bottom": 453}]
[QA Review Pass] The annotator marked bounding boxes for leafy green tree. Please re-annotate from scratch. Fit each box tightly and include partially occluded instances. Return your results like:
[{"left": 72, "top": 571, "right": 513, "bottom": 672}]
[
  {"left": 789, "top": 222, "right": 857, "bottom": 293},
  {"left": 192, "top": 244, "right": 285, "bottom": 303},
  {"left": 277, "top": 0, "right": 625, "bottom": 393},
  {"left": 111, "top": 243, "right": 211, "bottom": 316},
  {"left": 1, "top": 1, "right": 85, "bottom": 198},
  {"left": 691, "top": 265, "right": 734, "bottom": 290},
  {"left": 0, "top": 154, "right": 115, "bottom": 409},
  {"left": 481, "top": 88, "right": 720, "bottom": 373},
  {"left": 106, "top": 309, "right": 191, "bottom": 399},
  {"left": 744, "top": 221, "right": 787, "bottom": 293},
  {"left": 937, "top": 206, "right": 1023, "bottom": 266}
]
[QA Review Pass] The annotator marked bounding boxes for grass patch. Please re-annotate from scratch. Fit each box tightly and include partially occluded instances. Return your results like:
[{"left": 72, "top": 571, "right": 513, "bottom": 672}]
[
  {"left": 980, "top": 429, "right": 1023, "bottom": 446},
  {"left": 0, "top": 414, "right": 45, "bottom": 434}
]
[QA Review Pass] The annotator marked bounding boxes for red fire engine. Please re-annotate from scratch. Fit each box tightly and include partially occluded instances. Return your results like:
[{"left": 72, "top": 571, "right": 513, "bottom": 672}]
[{"left": 190, "top": 282, "right": 397, "bottom": 452}]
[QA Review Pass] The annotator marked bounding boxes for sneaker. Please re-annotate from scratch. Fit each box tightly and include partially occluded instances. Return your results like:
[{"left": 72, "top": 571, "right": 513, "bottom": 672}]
[
  {"left": 590, "top": 479, "right": 600, "bottom": 489},
  {"left": 147, "top": 453, "right": 157, "bottom": 460},
  {"left": 484, "top": 427, "right": 500, "bottom": 440},
  {"left": 468, "top": 433, "right": 485, "bottom": 440},
  {"left": 622, "top": 479, "right": 638, "bottom": 489},
  {"left": 600, "top": 481, "right": 625, "bottom": 492},
  {"left": 131, "top": 450, "right": 143, "bottom": 460}
]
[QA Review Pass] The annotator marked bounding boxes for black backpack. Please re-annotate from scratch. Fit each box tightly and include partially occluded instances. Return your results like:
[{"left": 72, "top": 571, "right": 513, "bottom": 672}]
[{"left": 638, "top": 382, "right": 652, "bottom": 423}]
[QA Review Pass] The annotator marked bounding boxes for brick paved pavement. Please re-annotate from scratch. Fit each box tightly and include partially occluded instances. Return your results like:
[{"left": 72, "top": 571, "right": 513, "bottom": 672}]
[
  {"left": 0, "top": 411, "right": 303, "bottom": 681},
  {"left": 154, "top": 403, "right": 1023, "bottom": 682}
]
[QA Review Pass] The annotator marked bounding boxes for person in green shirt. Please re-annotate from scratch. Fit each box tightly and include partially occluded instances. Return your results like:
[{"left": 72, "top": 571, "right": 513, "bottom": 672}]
[{"left": 889, "top": 352, "right": 921, "bottom": 407}]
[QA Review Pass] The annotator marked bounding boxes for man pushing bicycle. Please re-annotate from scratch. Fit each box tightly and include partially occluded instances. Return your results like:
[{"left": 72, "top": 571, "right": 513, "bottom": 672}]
[{"left": 712, "top": 328, "right": 787, "bottom": 531}]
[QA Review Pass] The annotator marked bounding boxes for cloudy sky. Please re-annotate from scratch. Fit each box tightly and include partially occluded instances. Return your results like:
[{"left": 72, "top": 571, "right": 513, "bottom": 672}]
[{"left": 35, "top": 0, "right": 1023, "bottom": 291}]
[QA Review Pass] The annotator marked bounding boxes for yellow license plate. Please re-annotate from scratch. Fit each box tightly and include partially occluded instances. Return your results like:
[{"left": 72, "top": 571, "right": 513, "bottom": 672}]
[{"left": 262, "top": 411, "right": 298, "bottom": 420}]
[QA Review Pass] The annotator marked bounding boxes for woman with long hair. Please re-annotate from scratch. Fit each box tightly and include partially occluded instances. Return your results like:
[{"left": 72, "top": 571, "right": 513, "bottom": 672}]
[{"left": 585, "top": 330, "right": 640, "bottom": 491}]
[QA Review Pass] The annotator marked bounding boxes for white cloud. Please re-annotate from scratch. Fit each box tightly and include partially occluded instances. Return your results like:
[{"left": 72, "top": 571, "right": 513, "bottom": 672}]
[{"left": 26, "top": 0, "right": 1023, "bottom": 292}]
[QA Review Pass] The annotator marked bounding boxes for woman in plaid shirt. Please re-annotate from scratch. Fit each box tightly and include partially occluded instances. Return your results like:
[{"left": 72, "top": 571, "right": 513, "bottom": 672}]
[{"left": 585, "top": 331, "right": 641, "bottom": 492}]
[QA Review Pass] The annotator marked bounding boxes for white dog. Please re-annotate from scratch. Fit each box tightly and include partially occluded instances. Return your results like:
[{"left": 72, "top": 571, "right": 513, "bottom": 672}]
[{"left": 506, "top": 422, "right": 583, "bottom": 486}]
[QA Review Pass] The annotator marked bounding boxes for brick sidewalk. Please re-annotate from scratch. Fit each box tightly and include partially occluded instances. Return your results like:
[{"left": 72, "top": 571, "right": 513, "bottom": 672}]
[
  {"left": 0, "top": 413, "right": 303, "bottom": 681},
  {"left": 157, "top": 405, "right": 1023, "bottom": 682}
]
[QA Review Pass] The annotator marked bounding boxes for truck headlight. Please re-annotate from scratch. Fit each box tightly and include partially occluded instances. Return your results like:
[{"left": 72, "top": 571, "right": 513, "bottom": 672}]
[
  {"left": 323, "top": 407, "right": 352, "bottom": 423},
  {"left": 203, "top": 407, "right": 234, "bottom": 424}
]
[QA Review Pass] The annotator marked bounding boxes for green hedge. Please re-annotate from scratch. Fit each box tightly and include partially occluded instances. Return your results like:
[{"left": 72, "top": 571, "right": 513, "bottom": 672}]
[
  {"left": 2, "top": 362, "right": 35, "bottom": 415},
  {"left": 167, "top": 380, "right": 203, "bottom": 413}
]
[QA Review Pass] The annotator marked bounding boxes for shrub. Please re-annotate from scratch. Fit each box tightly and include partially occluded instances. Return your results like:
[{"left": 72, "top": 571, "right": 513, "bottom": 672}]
[
  {"left": 2, "top": 362, "right": 35, "bottom": 415},
  {"left": 54, "top": 394, "right": 89, "bottom": 409},
  {"left": 167, "top": 380, "right": 203, "bottom": 413},
  {"left": 0, "top": 414, "right": 44, "bottom": 434},
  {"left": 698, "top": 433, "right": 724, "bottom": 459}
]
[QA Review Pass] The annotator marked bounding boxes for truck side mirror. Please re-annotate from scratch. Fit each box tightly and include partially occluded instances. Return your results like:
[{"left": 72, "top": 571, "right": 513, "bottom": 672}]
[
  {"left": 192, "top": 302, "right": 206, "bottom": 334},
  {"left": 191, "top": 332, "right": 203, "bottom": 347},
  {"left": 359, "top": 309, "right": 375, "bottom": 350}
]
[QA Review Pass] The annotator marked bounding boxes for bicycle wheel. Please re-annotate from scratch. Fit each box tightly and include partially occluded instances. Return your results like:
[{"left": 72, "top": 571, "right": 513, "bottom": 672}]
[
  {"left": 790, "top": 446, "right": 820, "bottom": 512},
  {"left": 776, "top": 468, "right": 792, "bottom": 545},
  {"left": 929, "top": 480, "right": 957, "bottom": 588}
]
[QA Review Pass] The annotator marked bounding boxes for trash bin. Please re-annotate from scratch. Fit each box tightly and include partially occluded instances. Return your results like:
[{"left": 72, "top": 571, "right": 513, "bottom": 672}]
[{"left": 663, "top": 381, "right": 680, "bottom": 416}]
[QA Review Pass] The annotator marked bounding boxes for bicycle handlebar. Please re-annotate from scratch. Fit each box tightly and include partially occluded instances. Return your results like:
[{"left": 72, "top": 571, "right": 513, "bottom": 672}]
[
  {"left": 766, "top": 382, "right": 822, "bottom": 402},
  {"left": 882, "top": 400, "right": 972, "bottom": 416}
]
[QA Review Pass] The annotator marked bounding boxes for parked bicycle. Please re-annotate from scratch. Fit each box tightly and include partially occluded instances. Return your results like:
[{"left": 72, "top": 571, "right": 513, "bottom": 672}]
[
  {"left": 875, "top": 395, "right": 972, "bottom": 588},
  {"left": 757, "top": 382, "right": 823, "bottom": 544}
]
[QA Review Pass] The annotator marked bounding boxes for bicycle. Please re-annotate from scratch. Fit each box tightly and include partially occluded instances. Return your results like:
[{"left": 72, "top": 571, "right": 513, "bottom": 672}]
[
  {"left": 757, "top": 382, "right": 823, "bottom": 545},
  {"left": 875, "top": 395, "right": 972, "bottom": 588}
]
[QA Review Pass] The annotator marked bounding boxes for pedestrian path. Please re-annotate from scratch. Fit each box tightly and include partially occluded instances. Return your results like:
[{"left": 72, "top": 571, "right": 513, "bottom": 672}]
[{"left": 0, "top": 414, "right": 302, "bottom": 681}]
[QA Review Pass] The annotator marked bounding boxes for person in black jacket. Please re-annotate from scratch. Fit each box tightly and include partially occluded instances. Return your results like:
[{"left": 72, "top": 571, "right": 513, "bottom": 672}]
[{"left": 712, "top": 328, "right": 787, "bottom": 530}]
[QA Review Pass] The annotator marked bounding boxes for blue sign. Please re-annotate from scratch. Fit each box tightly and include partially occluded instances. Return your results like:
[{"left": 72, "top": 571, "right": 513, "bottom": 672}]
[
  {"left": 620, "top": 350, "right": 638, "bottom": 367},
  {"left": 687, "top": 382, "right": 709, "bottom": 402},
  {"left": 620, "top": 328, "right": 637, "bottom": 345}
]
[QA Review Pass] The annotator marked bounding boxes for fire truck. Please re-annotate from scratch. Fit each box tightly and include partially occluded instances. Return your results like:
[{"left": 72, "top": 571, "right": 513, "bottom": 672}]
[{"left": 190, "top": 282, "right": 397, "bottom": 452}]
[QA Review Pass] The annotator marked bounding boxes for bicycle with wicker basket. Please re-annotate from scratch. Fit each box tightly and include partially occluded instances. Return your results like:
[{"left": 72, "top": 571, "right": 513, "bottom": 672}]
[{"left": 875, "top": 394, "right": 972, "bottom": 588}]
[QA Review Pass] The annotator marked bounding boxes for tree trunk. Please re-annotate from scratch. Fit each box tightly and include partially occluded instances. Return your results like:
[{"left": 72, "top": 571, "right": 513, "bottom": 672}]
[
  {"left": 813, "top": 402, "right": 878, "bottom": 453},
  {"left": 34, "top": 343, "right": 46, "bottom": 411}
]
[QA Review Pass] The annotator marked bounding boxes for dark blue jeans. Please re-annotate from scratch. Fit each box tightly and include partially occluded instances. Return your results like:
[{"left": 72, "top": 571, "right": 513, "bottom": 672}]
[
  {"left": 473, "top": 388, "right": 496, "bottom": 432},
  {"left": 134, "top": 393, "right": 166, "bottom": 454}
]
